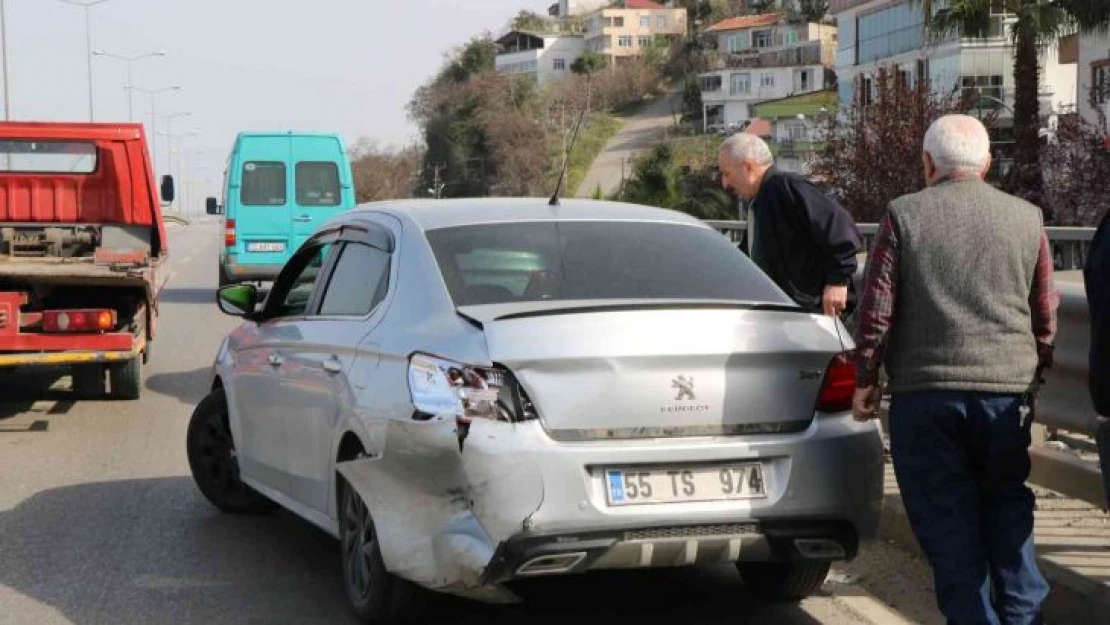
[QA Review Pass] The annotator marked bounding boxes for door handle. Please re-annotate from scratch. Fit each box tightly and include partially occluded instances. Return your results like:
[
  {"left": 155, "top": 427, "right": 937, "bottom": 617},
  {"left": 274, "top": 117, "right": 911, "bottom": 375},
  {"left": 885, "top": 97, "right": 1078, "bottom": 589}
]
[
  {"left": 293, "top": 215, "right": 313, "bottom": 223},
  {"left": 268, "top": 353, "right": 284, "bottom": 367},
  {"left": 322, "top": 356, "right": 342, "bottom": 374}
]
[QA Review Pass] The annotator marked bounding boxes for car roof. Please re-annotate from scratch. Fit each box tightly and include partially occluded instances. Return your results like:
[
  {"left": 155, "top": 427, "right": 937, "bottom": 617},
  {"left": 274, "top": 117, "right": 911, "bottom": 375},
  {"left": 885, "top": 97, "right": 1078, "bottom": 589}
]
[{"left": 345, "top": 197, "right": 708, "bottom": 231}]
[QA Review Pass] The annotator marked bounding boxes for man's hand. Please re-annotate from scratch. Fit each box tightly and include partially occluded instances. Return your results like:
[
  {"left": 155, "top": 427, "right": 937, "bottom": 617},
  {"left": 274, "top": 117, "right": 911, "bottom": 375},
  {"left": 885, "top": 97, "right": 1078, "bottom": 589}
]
[
  {"left": 852, "top": 386, "right": 881, "bottom": 423},
  {"left": 822, "top": 284, "right": 848, "bottom": 317}
]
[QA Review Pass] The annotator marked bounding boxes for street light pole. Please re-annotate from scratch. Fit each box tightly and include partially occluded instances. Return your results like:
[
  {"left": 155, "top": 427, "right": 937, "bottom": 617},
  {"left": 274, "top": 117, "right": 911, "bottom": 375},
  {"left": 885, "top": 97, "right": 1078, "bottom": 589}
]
[
  {"left": 92, "top": 49, "right": 166, "bottom": 121},
  {"left": 58, "top": 0, "right": 111, "bottom": 121},
  {"left": 133, "top": 85, "right": 180, "bottom": 175},
  {"left": 1, "top": 0, "right": 10, "bottom": 120}
]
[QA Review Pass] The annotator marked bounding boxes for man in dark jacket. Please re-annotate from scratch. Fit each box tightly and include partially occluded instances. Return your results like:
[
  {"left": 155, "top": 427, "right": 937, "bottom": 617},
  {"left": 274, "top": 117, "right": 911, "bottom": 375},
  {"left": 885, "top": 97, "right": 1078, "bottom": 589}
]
[
  {"left": 718, "top": 132, "right": 861, "bottom": 316},
  {"left": 1084, "top": 210, "right": 1110, "bottom": 505}
]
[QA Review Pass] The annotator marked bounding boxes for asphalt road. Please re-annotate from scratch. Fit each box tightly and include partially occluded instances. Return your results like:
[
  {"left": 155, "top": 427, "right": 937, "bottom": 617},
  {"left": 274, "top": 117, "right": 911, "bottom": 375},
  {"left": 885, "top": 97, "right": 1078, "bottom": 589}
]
[{"left": 0, "top": 221, "right": 939, "bottom": 625}]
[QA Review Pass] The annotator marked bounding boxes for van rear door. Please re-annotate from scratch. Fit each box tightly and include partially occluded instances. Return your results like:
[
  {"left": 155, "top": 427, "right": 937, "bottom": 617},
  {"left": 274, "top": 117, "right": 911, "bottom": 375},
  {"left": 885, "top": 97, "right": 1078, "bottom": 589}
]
[
  {"left": 289, "top": 135, "right": 351, "bottom": 252},
  {"left": 231, "top": 135, "right": 293, "bottom": 262}
]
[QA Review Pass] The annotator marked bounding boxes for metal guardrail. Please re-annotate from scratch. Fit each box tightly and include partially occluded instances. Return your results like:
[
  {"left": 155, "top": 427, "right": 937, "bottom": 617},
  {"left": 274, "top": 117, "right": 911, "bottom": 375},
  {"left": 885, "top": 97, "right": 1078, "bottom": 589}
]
[{"left": 705, "top": 218, "right": 1106, "bottom": 507}]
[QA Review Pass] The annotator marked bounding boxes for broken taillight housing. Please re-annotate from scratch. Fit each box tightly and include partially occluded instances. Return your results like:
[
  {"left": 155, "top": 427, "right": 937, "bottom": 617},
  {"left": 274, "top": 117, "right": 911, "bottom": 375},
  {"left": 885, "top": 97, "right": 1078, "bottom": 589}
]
[
  {"left": 407, "top": 353, "right": 537, "bottom": 424},
  {"left": 816, "top": 352, "right": 856, "bottom": 413}
]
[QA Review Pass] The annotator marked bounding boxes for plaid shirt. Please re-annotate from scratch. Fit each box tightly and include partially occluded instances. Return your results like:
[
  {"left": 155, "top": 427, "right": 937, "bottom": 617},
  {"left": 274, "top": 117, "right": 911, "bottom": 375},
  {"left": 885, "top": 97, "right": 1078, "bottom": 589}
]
[{"left": 854, "top": 213, "right": 1059, "bottom": 388}]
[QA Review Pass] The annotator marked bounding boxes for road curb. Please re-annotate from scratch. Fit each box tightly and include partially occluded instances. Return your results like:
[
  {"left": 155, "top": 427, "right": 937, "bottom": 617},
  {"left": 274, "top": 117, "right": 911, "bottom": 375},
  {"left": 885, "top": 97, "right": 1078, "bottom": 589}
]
[{"left": 877, "top": 486, "right": 1110, "bottom": 624}]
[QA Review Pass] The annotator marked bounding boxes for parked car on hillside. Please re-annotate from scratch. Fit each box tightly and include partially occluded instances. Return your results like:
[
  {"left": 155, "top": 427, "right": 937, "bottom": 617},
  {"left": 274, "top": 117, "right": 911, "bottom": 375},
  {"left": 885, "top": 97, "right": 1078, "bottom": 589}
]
[{"left": 186, "top": 198, "right": 885, "bottom": 622}]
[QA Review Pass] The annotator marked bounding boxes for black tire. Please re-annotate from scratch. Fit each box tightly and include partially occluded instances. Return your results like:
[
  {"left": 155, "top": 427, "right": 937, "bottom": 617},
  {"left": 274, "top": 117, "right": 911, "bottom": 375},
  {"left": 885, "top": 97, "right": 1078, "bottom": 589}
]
[
  {"left": 186, "top": 391, "right": 275, "bottom": 514},
  {"left": 338, "top": 476, "right": 421, "bottom": 623},
  {"left": 218, "top": 260, "right": 231, "bottom": 287},
  {"left": 737, "top": 560, "right": 831, "bottom": 602},
  {"left": 72, "top": 364, "right": 105, "bottom": 398},
  {"left": 108, "top": 357, "right": 142, "bottom": 400}
]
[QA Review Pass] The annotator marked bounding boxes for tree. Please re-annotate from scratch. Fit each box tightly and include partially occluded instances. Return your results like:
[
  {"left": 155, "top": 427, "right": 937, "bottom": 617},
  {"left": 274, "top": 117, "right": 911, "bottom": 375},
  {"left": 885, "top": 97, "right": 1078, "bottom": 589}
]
[
  {"left": 348, "top": 140, "right": 423, "bottom": 202},
  {"left": 617, "top": 141, "right": 738, "bottom": 220},
  {"left": 1040, "top": 113, "right": 1110, "bottom": 226},
  {"left": 571, "top": 51, "right": 607, "bottom": 117},
  {"left": 798, "top": 0, "right": 829, "bottom": 21},
  {"left": 810, "top": 66, "right": 975, "bottom": 223},
  {"left": 914, "top": 0, "right": 1110, "bottom": 216}
]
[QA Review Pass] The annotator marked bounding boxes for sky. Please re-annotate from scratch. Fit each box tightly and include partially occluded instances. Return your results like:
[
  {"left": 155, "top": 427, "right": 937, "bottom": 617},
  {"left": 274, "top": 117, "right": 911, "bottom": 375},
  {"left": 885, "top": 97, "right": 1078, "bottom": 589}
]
[{"left": 1, "top": 0, "right": 553, "bottom": 209}]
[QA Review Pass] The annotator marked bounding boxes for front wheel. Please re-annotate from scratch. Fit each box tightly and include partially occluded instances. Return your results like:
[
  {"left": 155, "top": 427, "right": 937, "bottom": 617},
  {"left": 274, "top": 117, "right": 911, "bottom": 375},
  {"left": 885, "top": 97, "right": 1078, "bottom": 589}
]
[
  {"left": 737, "top": 560, "right": 831, "bottom": 602},
  {"left": 186, "top": 391, "right": 274, "bottom": 514},
  {"left": 338, "top": 477, "right": 421, "bottom": 623}
]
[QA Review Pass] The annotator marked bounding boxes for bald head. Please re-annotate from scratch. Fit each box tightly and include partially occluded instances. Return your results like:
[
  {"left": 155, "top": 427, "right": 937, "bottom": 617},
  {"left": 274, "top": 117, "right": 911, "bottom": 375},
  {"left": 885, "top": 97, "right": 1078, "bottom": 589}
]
[
  {"left": 923, "top": 114, "right": 991, "bottom": 183},
  {"left": 717, "top": 132, "right": 774, "bottom": 200}
]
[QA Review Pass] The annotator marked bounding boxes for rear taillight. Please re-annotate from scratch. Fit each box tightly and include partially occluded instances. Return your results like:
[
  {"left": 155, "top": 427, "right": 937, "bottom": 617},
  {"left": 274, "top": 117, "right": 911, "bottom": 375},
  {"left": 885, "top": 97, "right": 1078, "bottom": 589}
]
[
  {"left": 225, "top": 219, "right": 236, "bottom": 248},
  {"left": 407, "top": 353, "right": 536, "bottom": 424},
  {"left": 816, "top": 352, "right": 855, "bottom": 413},
  {"left": 42, "top": 309, "right": 116, "bottom": 333}
]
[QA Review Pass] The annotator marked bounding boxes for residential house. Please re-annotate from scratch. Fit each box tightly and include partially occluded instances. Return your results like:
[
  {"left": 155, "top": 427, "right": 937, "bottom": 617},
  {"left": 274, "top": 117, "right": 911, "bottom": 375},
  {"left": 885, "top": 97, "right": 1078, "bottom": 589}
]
[
  {"left": 495, "top": 30, "right": 587, "bottom": 86},
  {"left": 751, "top": 89, "right": 837, "bottom": 173},
  {"left": 554, "top": 0, "right": 612, "bottom": 17},
  {"left": 1077, "top": 30, "right": 1110, "bottom": 128},
  {"left": 831, "top": 0, "right": 1077, "bottom": 179},
  {"left": 697, "top": 13, "right": 837, "bottom": 130},
  {"left": 582, "top": 0, "right": 687, "bottom": 64}
]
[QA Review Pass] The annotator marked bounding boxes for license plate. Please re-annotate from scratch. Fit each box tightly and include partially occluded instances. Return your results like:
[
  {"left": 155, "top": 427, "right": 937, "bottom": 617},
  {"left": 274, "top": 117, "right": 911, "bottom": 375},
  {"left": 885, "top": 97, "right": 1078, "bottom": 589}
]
[
  {"left": 247, "top": 241, "right": 285, "bottom": 253},
  {"left": 605, "top": 464, "right": 766, "bottom": 506}
]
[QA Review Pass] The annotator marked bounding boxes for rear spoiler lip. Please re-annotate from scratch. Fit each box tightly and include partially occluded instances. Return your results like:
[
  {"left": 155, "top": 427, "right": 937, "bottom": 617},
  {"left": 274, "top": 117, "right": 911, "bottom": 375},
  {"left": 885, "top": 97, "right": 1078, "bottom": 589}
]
[{"left": 455, "top": 300, "right": 806, "bottom": 327}]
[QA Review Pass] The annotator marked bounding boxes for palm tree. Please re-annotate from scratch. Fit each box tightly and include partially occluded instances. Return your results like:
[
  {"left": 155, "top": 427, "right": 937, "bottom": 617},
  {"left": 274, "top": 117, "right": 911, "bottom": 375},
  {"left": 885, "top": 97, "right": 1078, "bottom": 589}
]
[
  {"left": 914, "top": 0, "right": 1109, "bottom": 214},
  {"left": 571, "top": 51, "right": 607, "bottom": 118}
]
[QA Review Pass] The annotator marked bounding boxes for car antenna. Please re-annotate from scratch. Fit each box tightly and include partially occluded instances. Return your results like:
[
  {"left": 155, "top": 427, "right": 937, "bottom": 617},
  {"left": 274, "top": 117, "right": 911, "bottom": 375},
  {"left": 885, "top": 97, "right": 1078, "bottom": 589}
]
[{"left": 548, "top": 108, "right": 588, "bottom": 207}]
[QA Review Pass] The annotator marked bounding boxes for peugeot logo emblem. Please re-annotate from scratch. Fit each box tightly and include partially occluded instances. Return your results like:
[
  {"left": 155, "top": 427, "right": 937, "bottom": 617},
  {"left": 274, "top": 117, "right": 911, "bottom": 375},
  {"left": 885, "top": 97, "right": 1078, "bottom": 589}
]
[{"left": 672, "top": 375, "right": 696, "bottom": 401}]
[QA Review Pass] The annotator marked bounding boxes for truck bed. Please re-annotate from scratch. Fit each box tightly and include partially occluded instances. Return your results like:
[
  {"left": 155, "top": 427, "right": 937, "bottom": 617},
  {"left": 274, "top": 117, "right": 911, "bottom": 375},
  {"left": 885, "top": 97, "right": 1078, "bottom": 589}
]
[{"left": 0, "top": 255, "right": 167, "bottom": 291}]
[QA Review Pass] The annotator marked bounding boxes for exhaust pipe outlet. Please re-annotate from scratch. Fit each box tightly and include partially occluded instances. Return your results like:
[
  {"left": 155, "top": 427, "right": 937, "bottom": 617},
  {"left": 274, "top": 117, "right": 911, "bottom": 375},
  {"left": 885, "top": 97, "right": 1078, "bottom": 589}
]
[
  {"left": 515, "top": 552, "right": 587, "bottom": 576},
  {"left": 794, "top": 538, "right": 847, "bottom": 560}
]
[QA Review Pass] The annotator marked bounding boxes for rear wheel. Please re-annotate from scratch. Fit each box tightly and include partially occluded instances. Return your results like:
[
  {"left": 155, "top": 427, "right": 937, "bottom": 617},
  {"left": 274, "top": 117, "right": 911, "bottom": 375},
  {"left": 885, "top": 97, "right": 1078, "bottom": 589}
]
[
  {"left": 72, "top": 364, "right": 105, "bottom": 398},
  {"left": 108, "top": 357, "right": 142, "bottom": 400},
  {"left": 737, "top": 560, "right": 831, "bottom": 601},
  {"left": 338, "top": 476, "right": 421, "bottom": 623},
  {"left": 186, "top": 391, "right": 274, "bottom": 514},
  {"left": 218, "top": 260, "right": 231, "bottom": 287}
]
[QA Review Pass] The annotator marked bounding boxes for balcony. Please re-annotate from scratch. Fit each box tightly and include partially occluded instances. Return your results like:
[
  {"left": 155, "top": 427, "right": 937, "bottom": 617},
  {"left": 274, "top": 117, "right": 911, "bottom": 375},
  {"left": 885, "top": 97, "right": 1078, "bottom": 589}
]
[{"left": 706, "top": 41, "right": 835, "bottom": 71}]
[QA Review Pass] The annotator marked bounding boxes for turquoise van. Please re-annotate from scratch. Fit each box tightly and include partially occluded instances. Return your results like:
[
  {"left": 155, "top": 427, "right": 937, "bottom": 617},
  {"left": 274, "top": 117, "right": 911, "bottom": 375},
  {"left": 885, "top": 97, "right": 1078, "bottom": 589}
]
[{"left": 208, "top": 131, "right": 356, "bottom": 285}]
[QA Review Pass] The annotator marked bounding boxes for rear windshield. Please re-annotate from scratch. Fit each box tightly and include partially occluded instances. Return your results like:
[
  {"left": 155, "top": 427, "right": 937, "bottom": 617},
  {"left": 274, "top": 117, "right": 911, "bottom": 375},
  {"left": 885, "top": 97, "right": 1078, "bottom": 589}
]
[
  {"left": 0, "top": 140, "right": 97, "bottom": 173},
  {"left": 296, "top": 162, "right": 341, "bottom": 206},
  {"left": 425, "top": 221, "right": 792, "bottom": 306},
  {"left": 241, "top": 161, "right": 286, "bottom": 206}
]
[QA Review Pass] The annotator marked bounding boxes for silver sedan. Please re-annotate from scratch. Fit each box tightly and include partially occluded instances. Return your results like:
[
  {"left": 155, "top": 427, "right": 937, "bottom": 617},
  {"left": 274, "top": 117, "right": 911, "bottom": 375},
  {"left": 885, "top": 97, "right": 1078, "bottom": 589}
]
[{"left": 186, "top": 198, "right": 885, "bottom": 623}]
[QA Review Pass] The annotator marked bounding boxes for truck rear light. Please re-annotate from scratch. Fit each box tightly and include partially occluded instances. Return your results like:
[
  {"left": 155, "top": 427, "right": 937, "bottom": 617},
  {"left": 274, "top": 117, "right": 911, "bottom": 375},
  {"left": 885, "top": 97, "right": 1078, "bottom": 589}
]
[
  {"left": 225, "top": 219, "right": 236, "bottom": 248},
  {"left": 816, "top": 352, "right": 855, "bottom": 413},
  {"left": 43, "top": 309, "right": 116, "bottom": 333}
]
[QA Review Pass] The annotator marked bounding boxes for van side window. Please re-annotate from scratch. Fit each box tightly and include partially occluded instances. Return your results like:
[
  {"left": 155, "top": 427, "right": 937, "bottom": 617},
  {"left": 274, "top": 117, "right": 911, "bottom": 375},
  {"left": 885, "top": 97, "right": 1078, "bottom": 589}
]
[
  {"left": 296, "top": 162, "right": 341, "bottom": 206},
  {"left": 241, "top": 161, "right": 287, "bottom": 206}
]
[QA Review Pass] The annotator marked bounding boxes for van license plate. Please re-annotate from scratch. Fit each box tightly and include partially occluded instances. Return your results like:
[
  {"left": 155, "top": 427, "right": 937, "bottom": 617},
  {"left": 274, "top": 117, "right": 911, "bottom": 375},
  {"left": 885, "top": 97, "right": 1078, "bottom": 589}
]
[
  {"left": 605, "top": 463, "right": 766, "bottom": 506},
  {"left": 247, "top": 242, "right": 285, "bottom": 253}
]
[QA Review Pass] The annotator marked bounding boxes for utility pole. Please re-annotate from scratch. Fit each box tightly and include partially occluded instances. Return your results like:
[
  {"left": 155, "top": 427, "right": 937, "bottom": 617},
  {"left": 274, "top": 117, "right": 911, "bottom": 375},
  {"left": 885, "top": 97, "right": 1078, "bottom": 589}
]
[
  {"left": 58, "top": 0, "right": 112, "bottom": 121},
  {"left": 1, "top": 0, "right": 9, "bottom": 121},
  {"left": 430, "top": 163, "right": 445, "bottom": 199}
]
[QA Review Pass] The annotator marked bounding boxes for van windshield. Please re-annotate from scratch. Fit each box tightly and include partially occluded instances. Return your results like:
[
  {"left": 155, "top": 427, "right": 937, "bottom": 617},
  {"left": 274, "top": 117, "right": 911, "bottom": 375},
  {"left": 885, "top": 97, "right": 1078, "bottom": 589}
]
[
  {"left": 241, "top": 161, "right": 287, "bottom": 206},
  {"left": 296, "top": 162, "right": 340, "bottom": 206}
]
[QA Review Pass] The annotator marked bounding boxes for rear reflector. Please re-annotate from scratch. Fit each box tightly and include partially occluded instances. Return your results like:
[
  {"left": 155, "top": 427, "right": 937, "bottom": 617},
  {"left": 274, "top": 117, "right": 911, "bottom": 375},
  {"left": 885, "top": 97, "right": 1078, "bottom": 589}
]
[
  {"left": 225, "top": 219, "right": 236, "bottom": 248},
  {"left": 43, "top": 309, "right": 116, "bottom": 333},
  {"left": 816, "top": 353, "right": 855, "bottom": 413}
]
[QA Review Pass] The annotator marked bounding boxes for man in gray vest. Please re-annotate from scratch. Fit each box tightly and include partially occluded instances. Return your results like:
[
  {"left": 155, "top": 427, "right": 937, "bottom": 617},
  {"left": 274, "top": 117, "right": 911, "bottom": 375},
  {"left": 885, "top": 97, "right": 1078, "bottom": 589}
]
[{"left": 852, "top": 114, "right": 1058, "bottom": 625}]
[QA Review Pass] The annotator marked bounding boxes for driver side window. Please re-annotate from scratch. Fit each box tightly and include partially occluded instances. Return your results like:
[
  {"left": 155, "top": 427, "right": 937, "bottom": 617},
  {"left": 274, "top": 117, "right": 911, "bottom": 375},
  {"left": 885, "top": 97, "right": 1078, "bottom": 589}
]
[{"left": 270, "top": 243, "right": 334, "bottom": 318}]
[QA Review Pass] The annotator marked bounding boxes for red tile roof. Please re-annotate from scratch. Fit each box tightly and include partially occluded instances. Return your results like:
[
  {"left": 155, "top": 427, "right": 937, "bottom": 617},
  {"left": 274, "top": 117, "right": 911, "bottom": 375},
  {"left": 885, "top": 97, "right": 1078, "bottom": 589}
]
[
  {"left": 743, "top": 118, "right": 773, "bottom": 138},
  {"left": 623, "top": 0, "right": 665, "bottom": 8},
  {"left": 705, "top": 13, "right": 782, "bottom": 33}
]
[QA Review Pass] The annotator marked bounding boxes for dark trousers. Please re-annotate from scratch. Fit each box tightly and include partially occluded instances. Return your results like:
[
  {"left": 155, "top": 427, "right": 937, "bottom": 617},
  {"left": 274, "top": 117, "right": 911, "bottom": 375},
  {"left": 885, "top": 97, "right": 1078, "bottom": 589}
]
[{"left": 889, "top": 390, "right": 1049, "bottom": 625}]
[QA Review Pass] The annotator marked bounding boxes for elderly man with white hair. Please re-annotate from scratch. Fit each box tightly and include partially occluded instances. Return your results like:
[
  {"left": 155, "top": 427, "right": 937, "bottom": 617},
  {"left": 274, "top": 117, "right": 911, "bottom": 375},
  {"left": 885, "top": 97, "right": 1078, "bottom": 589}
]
[
  {"left": 852, "top": 114, "right": 1058, "bottom": 625},
  {"left": 717, "top": 132, "right": 861, "bottom": 316}
]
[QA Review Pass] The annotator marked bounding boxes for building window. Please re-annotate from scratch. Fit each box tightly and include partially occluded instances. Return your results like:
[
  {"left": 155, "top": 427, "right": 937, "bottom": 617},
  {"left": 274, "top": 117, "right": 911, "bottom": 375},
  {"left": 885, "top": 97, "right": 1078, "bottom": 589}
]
[
  {"left": 856, "top": 2, "right": 926, "bottom": 65},
  {"left": 639, "top": 35, "right": 654, "bottom": 47},
  {"left": 613, "top": 16, "right": 624, "bottom": 27},
  {"left": 785, "top": 122, "right": 808, "bottom": 141},
  {"left": 657, "top": 15, "right": 667, "bottom": 28},
  {"left": 1094, "top": 64, "right": 1110, "bottom": 105},
  {"left": 961, "top": 74, "right": 1004, "bottom": 108},
  {"left": 861, "top": 76, "right": 874, "bottom": 106},
  {"left": 784, "top": 31, "right": 799, "bottom": 45},
  {"left": 795, "top": 68, "right": 812, "bottom": 91},
  {"left": 700, "top": 74, "right": 723, "bottom": 92},
  {"left": 618, "top": 35, "right": 633, "bottom": 47},
  {"left": 753, "top": 29, "right": 773, "bottom": 48},
  {"left": 728, "top": 33, "right": 748, "bottom": 53},
  {"left": 641, "top": 15, "right": 651, "bottom": 27},
  {"left": 554, "top": 58, "right": 566, "bottom": 70},
  {"left": 730, "top": 72, "right": 751, "bottom": 95},
  {"left": 761, "top": 73, "right": 775, "bottom": 87}
]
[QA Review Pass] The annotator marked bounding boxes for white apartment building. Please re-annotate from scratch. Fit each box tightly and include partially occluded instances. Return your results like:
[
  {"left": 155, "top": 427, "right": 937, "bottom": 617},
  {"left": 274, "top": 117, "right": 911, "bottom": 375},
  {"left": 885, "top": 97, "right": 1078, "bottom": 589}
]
[
  {"left": 495, "top": 30, "right": 587, "bottom": 86},
  {"left": 1077, "top": 31, "right": 1110, "bottom": 127},
  {"left": 555, "top": 0, "right": 612, "bottom": 17},
  {"left": 697, "top": 13, "right": 837, "bottom": 129},
  {"left": 830, "top": 0, "right": 1076, "bottom": 121}
]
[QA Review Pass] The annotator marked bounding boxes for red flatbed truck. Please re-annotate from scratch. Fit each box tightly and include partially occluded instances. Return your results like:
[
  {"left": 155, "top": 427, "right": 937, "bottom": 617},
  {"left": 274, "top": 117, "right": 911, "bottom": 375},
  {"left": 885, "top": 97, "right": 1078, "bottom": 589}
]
[{"left": 0, "top": 121, "right": 173, "bottom": 400}]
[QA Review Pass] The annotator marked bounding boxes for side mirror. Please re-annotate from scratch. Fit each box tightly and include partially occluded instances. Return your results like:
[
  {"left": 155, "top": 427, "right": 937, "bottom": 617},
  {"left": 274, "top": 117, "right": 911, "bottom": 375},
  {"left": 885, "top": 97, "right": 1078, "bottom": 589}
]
[
  {"left": 216, "top": 283, "right": 259, "bottom": 318},
  {"left": 206, "top": 197, "right": 221, "bottom": 215},
  {"left": 160, "top": 175, "right": 176, "bottom": 203}
]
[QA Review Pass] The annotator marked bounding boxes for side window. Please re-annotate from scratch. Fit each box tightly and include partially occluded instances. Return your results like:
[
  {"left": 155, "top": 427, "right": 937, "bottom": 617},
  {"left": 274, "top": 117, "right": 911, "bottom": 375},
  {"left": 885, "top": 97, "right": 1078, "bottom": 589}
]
[
  {"left": 296, "top": 162, "right": 341, "bottom": 206},
  {"left": 269, "top": 243, "right": 334, "bottom": 318},
  {"left": 318, "top": 243, "right": 391, "bottom": 316},
  {"left": 241, "top": 161, "right": 287, "bottom": 206}
]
